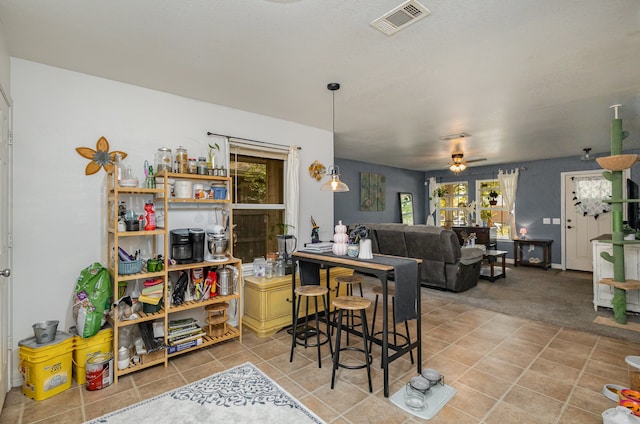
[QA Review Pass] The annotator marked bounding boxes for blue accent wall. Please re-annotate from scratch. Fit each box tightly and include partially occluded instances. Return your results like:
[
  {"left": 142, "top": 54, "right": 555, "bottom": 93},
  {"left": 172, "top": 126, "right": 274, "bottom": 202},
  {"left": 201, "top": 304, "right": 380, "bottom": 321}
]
[
  {"left": 336, "top": 150, "right": 640, "bottom": 266},
  {"left": 334, "top": 158, "right": 425, "bottom": 226}
]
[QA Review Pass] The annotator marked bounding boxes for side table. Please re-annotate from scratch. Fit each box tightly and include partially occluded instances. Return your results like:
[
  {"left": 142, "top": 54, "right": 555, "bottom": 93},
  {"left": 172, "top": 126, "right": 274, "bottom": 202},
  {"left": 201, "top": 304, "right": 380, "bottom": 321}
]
[
  {"left": 480, "top": 250, "right": 508, "bottom": 282},
  {"left": 514, "top": 239, "right": 553, "bottom": 269}
]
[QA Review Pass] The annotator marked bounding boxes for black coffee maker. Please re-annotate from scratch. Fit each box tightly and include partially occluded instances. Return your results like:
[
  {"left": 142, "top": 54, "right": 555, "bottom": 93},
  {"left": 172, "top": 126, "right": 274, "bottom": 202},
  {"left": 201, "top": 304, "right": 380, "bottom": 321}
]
[{"left": 170, "top": 228, "right": 205, "bottom": 263}]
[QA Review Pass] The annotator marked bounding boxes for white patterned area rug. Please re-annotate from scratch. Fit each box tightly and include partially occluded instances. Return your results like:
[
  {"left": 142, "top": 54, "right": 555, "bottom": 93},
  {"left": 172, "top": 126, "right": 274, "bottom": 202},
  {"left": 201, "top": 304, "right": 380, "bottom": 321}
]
[{"left": 85, "top": 362, "right": 326, "bottom": 424}]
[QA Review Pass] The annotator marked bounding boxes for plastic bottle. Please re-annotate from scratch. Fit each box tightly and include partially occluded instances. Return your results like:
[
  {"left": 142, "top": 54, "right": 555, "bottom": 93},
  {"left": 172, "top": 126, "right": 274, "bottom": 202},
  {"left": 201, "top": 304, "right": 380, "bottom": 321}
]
[
  {"left": 144, "top": 201, "right": 156, "bottom": 230},
  {"left": 265, "top": 258, "right": 274, "bottom": 278},
  {"left": 275, "top": 257, "right": 285, "bottom": 277}
]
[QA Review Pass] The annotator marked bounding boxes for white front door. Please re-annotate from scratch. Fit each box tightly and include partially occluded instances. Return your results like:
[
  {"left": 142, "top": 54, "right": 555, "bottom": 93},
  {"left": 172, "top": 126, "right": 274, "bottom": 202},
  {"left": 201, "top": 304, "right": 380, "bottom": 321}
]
[
  {"left": 563, "top": 171, "right": 613, "bottom": 271},
  {"left": 0, "top": 92, "right": 11, "bottom": 409}
]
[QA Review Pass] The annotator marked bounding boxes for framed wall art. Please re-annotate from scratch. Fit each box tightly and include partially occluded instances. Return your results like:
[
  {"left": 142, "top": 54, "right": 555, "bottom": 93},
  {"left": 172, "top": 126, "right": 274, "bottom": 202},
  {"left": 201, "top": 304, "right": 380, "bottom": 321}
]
[{"left": 360, "top": 172, "right": 385, "bottom": 211}]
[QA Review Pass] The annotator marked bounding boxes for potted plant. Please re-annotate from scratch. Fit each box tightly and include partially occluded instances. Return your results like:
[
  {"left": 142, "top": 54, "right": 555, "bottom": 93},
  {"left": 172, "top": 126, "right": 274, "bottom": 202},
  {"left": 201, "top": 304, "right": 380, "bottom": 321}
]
[
  {"left": 623, "top": 224, "right": 636, "bottom": 240},
  {"left": 488, "top": 190, "right": 499, "bottom": 206},
  {"left": 430, "top": 186, "right": 447, "bottom": 200}
]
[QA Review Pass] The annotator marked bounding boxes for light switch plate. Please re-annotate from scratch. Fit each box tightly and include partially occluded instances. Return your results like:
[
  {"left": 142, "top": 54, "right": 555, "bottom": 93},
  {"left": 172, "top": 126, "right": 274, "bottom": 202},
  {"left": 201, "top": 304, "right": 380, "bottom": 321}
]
[
  {"left": 552, "top": 218, "right": 561, "bottom": 225},
  {"left": 543, "top": 218, "right": 551, "bottom": 224}
]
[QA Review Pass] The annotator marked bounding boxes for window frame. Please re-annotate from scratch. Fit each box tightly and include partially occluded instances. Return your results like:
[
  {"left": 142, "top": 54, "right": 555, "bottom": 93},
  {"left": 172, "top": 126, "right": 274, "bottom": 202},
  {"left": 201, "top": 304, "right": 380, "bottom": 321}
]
[
  {"left": 436, "top": 181, "right": 469, "bottom": 228},
  {"left": 230, "top": 146, "right": 288, "bottom": 264},
  {"left": 476, "top": 179, "right": 510, "bottom": 240}
]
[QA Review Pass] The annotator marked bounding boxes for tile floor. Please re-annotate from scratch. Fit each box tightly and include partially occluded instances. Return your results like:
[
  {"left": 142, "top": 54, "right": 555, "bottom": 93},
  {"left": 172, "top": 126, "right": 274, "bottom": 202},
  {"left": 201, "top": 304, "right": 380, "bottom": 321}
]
[{"left": 2, "top": 274, "right": 639, "bottom": 424}]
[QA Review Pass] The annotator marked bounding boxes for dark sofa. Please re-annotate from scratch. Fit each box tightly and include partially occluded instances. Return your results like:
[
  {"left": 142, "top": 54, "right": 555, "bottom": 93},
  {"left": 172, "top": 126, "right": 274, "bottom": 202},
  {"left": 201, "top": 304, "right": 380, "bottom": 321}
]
[{"left": 353, "top": 223, "right": 484, "bottom": 292}]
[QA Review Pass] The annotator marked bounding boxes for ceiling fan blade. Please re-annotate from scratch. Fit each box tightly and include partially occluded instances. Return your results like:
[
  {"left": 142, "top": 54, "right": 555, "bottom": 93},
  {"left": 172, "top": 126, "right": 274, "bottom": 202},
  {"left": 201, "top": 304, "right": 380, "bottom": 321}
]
[{"left": 465, "top": 158, "right": 487, "bottom": 164}]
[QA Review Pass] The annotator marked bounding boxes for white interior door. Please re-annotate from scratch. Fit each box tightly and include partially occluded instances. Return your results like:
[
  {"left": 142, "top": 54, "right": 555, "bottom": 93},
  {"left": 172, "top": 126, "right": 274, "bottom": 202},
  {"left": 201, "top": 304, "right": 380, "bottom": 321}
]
[
  {"left": 564, "top": 171, "right": 613, "bottom": 271},
  {"left": 0, "top": 92, "right": 11, "bottom": 409}
]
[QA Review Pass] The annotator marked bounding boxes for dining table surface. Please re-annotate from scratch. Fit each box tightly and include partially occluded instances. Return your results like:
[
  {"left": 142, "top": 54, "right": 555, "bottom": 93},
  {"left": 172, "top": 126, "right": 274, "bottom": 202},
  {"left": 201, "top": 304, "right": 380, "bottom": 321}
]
[{"left": 291, "top": 250, "right": 422, "bottom": 397}]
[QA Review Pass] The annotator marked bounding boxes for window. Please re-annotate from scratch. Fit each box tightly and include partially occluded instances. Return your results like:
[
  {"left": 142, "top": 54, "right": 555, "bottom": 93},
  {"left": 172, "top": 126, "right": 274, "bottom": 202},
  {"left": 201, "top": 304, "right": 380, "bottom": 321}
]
[
  {"left": 231, "top": 150, "right": 286, "bottom": 264},
  {"left": 436, "top": 182, "right": 469, "bottom": 228},
  {"left": 476, "top": 179, "right": 510, "bottom": 239}
]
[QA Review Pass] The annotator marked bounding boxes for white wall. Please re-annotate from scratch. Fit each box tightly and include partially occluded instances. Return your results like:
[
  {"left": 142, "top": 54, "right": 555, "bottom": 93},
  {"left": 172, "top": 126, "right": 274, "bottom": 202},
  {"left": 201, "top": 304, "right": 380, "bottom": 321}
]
[
  {"left": 0, "top": 19, "right": 9, "bottom": 97},
  {"left": 10, "top": 58, "right": 335, "bottom": 385}
]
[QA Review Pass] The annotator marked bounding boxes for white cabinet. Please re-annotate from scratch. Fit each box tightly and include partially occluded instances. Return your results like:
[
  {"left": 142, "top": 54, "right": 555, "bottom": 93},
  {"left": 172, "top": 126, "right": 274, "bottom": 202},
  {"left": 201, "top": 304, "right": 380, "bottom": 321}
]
[{"left": 592, "top": 241, "right": 640, "bottom": 312}]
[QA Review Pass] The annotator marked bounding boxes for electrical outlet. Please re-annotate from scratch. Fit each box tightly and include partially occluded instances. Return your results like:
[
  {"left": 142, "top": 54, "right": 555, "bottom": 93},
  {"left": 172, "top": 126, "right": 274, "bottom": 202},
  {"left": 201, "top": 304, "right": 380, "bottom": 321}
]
[
  {"left": 543, "top": 218, "right": 551, "bottom": 224},
  {"left": 529, "top": 245, "right": 535, "bottom": 252}
]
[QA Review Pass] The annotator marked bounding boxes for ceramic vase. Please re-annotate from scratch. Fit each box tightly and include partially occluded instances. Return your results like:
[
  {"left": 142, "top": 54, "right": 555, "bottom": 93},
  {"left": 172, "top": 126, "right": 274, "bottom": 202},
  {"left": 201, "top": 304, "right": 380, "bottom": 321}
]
[
  {"left": 358, "top": 239, "right": 373, "bottom": 259},
  {"left": 347, "top": 244, "right": 360, "bottom": 257}
]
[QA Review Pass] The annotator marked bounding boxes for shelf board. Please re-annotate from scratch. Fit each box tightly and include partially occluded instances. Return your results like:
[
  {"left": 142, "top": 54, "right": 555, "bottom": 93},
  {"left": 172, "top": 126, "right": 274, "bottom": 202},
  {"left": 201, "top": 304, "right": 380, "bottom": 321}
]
[
  {"left": 157, "top": 171, "right": 231, "bottom": 182},
  {"left": 115, "top": 357, "right": 167, "bottom": 377},
  {"left": 168, "top": 257, "right": 241, "bottom": 272},
  {"left": 115, "top": 308, "right": 166, "bottom": 327},
  {"left": 111, "top": 187, "right": 163, "bottom": 194},
  {"left": 599, "top": 278, "right": 640, "bottom": 290},
  {"left": 168, "top": 295, "right": 239, "bottom": 313},
  {"left": 109, "top": 269, "right": 166, "bottom": 281},
  {"left": 167, "top": 327, "right": 240, "bottom": 358}
]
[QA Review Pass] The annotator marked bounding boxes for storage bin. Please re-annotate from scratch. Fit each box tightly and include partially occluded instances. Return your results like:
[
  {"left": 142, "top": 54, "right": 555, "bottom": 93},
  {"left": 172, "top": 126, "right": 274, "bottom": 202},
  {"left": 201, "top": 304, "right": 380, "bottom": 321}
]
[
  {"left": 72, "top": 327, "right": 113, "bottom": 384},
  {"left": 18, "top": 331, "right": 74, "bottom": 401},
  {"left": 118, "top": 258, "right": 143, "bottom": 275}
]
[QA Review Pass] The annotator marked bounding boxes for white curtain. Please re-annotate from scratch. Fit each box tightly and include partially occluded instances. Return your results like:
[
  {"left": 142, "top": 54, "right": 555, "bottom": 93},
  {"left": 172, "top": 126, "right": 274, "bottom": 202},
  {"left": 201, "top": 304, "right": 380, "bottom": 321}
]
[
  {"left": 498, "top": 168, "right": 519, "bottom": 239},
  {"left": 285, "top": 145, "right": 300, "bottom": 240},
  {"left": 426, "top": 177, "right": 438, "bottom": 226}
]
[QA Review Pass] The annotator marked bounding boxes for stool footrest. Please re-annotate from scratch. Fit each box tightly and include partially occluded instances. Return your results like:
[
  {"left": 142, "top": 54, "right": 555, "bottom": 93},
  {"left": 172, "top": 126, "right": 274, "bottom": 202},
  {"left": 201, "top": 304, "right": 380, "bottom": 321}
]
[{"left": 333, "top": 347, "right": 372, "bottom": 370}]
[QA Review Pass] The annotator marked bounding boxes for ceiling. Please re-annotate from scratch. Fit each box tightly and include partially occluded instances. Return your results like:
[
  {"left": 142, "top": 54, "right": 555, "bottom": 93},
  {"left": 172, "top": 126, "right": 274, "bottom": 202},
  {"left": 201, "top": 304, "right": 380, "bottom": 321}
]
[{"left": 0, "top": 0, "right": 639, "bottom": 171}]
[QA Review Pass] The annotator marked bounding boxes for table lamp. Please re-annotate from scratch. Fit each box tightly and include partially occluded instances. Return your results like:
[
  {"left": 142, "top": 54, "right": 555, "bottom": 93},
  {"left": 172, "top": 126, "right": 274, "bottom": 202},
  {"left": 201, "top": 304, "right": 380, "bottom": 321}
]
[{"left": 519, "top": 228, "right": 527, "bottom": 240}]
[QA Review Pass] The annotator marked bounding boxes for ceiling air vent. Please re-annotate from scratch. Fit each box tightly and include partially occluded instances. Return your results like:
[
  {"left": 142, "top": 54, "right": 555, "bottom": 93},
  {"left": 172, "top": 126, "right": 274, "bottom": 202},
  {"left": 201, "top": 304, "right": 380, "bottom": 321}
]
[{"left": 371, "top": 0, "right": 431, "bottom": 36}]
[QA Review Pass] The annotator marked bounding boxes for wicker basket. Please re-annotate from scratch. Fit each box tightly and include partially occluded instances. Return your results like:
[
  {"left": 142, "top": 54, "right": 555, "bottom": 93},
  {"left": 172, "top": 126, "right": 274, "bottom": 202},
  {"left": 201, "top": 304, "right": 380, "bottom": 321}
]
[
  {"left": 596, "top": 154, "right": 639, "bottom": 171},
  {"left": 118, "top": 258, "right": 143, "bottom": 275}
]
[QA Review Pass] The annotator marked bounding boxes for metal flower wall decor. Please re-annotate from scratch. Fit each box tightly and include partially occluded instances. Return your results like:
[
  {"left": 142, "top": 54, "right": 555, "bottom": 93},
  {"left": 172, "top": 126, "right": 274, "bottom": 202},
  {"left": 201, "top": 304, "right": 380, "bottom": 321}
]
[{"left": 76, "top": 136, "right": 127, "bottom": 175}]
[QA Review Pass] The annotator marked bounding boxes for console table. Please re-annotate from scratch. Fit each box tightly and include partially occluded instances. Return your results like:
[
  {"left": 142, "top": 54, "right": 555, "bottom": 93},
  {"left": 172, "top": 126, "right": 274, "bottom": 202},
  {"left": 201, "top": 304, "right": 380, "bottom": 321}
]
[
  {"left": 292, "top": 251, "right": 422, "bottom": 397},
  {"left": 513, "top": 239, "right": 553, "bottom": 269}
]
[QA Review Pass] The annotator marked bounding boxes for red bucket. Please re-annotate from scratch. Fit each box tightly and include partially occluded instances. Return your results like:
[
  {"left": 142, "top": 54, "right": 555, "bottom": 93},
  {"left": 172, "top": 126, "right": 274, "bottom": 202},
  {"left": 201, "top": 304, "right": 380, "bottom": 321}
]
[{"left": 85, "top": 352, "right": 113, "bottom": 391}]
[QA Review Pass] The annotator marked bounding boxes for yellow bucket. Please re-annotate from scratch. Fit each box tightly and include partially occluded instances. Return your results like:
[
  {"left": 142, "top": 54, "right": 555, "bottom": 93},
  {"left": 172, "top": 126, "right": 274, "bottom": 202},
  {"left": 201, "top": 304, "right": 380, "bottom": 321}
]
[
  {"left": 18, "top": 331, "right": 74, "bottom": 401},
  {"left": 72, "top": 327, "right": 113, "bottom": 384}
]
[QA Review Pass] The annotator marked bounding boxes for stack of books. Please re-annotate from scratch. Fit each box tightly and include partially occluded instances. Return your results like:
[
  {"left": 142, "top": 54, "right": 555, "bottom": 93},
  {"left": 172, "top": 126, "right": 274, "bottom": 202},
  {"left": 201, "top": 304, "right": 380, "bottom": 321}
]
[
  {"left": 299, "top": 242, "right": 333, "bottom": 253},
  {"left": 167, "top": 318, "right": 205, "bottom": 351}
]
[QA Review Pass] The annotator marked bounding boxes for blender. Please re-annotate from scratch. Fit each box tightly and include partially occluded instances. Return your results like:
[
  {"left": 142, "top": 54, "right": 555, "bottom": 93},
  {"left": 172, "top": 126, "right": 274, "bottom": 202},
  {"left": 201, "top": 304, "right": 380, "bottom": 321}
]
[
  {"left": 205, "top": 225, "right": 229, "bottom": 262},
  {"left": 277, "top": 234, "right": 297, "bottom": 275}
]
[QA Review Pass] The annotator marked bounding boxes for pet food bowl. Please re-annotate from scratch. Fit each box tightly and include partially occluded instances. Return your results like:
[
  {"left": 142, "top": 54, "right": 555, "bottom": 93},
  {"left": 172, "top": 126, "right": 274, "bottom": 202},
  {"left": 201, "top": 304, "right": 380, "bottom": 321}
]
[{"left": 32, "top": 320, "right": 59, "bottom": 344}]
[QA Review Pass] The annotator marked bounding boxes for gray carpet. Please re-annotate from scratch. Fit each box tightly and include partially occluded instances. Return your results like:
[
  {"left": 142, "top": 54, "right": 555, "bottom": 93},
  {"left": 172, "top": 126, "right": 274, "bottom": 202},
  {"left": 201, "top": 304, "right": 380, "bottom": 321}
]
[{"left": 421, "top": 266, "right": 640, "bottom": 343}]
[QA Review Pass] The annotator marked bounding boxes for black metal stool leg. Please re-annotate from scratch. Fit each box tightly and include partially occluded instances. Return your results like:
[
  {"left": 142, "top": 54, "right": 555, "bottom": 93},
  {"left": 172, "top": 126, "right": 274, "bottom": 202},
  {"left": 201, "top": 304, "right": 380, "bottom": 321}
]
[
  {"left": 289, "top": 292, "right": 301, "bottom": 362},
  {"left": 360, "top": 309, "right": 373, "bottom": 393},
  {"left": 313, "top": 295, "right": 322, "bottom": 367},
  {"left": 331, "top": 309, "right": 343, "bottom": 389}
]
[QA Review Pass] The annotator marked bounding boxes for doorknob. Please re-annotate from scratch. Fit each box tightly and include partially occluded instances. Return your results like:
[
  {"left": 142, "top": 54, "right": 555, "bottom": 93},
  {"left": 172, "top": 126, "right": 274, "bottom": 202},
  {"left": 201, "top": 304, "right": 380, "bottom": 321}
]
[
  {"left": 0, "top": 268, "right": 10, "bottom": 277},
  {"left": 567, "top": 226, "right": 573, "bottom": 229}
]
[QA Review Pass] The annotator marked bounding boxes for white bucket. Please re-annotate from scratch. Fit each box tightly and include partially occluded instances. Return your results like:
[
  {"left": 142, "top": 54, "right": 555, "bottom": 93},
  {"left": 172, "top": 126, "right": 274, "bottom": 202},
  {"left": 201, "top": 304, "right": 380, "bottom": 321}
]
[{"left": 626, "top": 356, "right": 640, "bottom": 390}]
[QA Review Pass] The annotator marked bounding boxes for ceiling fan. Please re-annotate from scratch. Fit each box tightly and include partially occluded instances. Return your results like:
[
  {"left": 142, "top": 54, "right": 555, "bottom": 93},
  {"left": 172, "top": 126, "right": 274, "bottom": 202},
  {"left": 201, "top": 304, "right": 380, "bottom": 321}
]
[{"left": 448, "top": 152, "right": 486, "bottom": 173}]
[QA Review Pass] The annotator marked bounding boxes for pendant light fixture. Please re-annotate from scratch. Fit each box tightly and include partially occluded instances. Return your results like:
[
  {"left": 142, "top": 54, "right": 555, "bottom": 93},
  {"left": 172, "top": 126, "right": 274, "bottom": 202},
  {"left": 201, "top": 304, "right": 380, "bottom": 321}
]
[{"left": 320, "top": 82, "right": 350, "bottom": 192}]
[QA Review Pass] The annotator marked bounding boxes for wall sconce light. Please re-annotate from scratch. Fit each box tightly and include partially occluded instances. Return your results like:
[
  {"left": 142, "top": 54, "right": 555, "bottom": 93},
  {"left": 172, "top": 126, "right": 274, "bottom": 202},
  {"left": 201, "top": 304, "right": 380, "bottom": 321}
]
[
  {"left": 320, "top": 165, "right": 349, "bottom": 192},
  {"left": 519, "top": 227, "right": 527, "bottom": 239}
]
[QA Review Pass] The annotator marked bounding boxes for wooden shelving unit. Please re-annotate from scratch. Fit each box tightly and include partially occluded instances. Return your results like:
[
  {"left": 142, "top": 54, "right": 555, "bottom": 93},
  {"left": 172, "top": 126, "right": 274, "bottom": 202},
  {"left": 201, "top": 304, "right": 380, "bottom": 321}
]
[{"left": 107, "top": 169, "right": 241, "bottom": 383}]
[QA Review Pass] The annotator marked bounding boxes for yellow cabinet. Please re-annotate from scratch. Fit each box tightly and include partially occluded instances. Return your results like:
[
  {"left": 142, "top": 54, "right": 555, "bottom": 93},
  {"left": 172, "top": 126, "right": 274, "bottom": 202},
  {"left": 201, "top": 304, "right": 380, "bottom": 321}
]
[{"left": 243, "top": 267, "right": 353, "bottom": 337}]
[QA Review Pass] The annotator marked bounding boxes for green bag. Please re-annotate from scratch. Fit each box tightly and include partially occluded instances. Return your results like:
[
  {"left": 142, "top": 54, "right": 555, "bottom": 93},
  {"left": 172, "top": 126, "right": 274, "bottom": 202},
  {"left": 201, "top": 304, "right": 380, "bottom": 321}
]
[{"left": 72, "top": 263, "right": 113, "bottom": 338}]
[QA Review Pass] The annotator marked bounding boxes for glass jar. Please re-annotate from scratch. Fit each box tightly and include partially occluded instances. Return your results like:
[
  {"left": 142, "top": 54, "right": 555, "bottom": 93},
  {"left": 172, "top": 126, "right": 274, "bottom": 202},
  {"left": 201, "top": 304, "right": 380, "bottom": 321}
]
[
  {"left": 156, "top": 147, "right": 172, "bottom": 174},
  {"left": 197, "top": 157, "right": 208, "bottom": 175},
  {"left": 188, "top": 158, "right": 197, "bottom": 174},
  {"left": 175, "top": 146, "right": 188, "bottom": 174},
  {"left": 253, "top": 257, "right": 266, "bottom": 278},
  {"left": 265, "top": 258, "right": 274, "bottom": 278}
]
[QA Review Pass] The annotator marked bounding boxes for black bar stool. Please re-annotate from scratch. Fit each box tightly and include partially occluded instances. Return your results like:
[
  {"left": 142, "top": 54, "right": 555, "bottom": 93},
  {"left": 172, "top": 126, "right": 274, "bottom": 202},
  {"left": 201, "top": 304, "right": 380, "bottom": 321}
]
[
  {"left": 334, "top": 274, "right": 364, "bottom": 344},
  {"left": 331, "top": 296, "right": 373, "bottom": 392},
  {"left": 289, "top": 285, "right": 332, "bottom": 368},
  {"left": 369, "top": 285, "right": 414, "bottom": 367}
]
